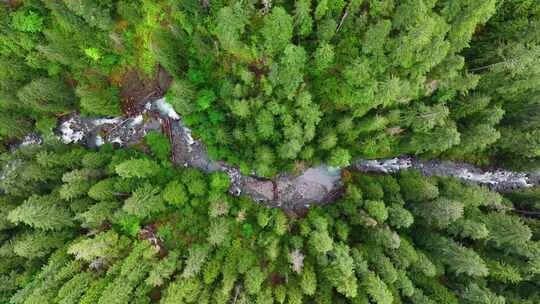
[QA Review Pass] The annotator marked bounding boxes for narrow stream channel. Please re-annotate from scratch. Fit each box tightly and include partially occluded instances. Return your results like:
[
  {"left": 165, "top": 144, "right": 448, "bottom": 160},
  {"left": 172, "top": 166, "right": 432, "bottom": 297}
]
[{"left": 14, "top": 98, "right": 538, "bottom": 211}]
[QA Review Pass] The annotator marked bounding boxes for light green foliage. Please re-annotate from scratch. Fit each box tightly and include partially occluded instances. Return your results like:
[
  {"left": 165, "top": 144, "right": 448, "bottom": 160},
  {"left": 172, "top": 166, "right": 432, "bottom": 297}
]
[
  {"left": 295, "top": 0, "right": 313, "bottom": 37},
  {"left": 269, "top": 44, "right": 306, "bottom": 99},
  {"left": 84, "top": 47, "right": 101, "bottom": 61},
  {"left": 68, "top": 230, "right": 130, "bottom": 262},
  {"left": 399, "top": 171, "right": 439, "bottom": 202},
  {"left": 181, "top": 168, "right": 208, "bottom": 197},
  {"left": 245, "top": 266, "right": 266, "bottom": 295},
  {"left": 448, "top": 219, "right": 489, "bottom": 240},
  {"left": 328, "top": 148, "right": 352, "bottom": 168},
  {"left": 486, "top": 259, "right": 522, "bottom": 284},
  {"left": 272, "top": 209, "right": 288, "bottom": 236},
  {"left": 12, "top": 231, "right": 71, "bottom": 258},
  {"left": 287, "top": 284, "right": 303, "bottom": 304},
  {"left": 11, "top": 10, "right": 44, "bottom": 33},
  {"left": 162, "top": 180, "right": 189, "bottom": 207},
  {"left": 261, "top": 7, "right": 294, "bottom": 55},
  {"left": 312, "top": 42, "right": 334, "bottom": 75},
  {"left": 324, "top": 243, "right": 358, "bottom": 298},
  {"left": 96, "top": 241, "right": 156, "bottom": 304},
  {"left": 145, "top": 131, "right": 171, "bottom": 161},
  {"left": 210, "top": 172, "right": 231, "bottom": 192},
  {"left": 166, "top": 79, "right": 196, "bottom": 115},
  {"left": 115, "top": 158, "right": 161, "bottom": 178},
  {"left": 461, "top": 283, "right": 505, "bottom": 304},
  {"left": 8, "top": 194, "right": 74, "bottom": 231},
  {"left": 423, "top": 233, "right": 489, "bottom": 277},
  {"left": 123, "top": 183, "right": 166, "bottom": 219},
  {"left": 413, "top": 197, "right": 464, "bottom": 228},
  {"left": 363, "top": 200, "right": 389, "bottom": 223},
  {"left": 182, "top": 244, "right": 210, "bottom": 278},
  {"left": 146, "top": 250, "right": 180, "bottom": 287},
  {"left": 207, "top": 218, "right": 230, "bottom": 246},
  {"left": 16, "top": 78, "right": 75, "bottom": 113},
  {"left": 88, "top": 178, "right": 117, "bottom": 201},
  {"left": 215, "top": 4, "right": 249, "bottom": 55},
  {"left": 413, "top": 251, "right": 438, "bottom": 278},
  {"left": 403, "top": 104, "right": 450, "bottom": 133},
  {"left": 196, "top": 89, "right": 216, "bottom": 111},
  {"left": 388, "top": 205, "right": 414, "bottom": 228},
  {"left": 208, "top": 195, "right": 230, "bottom": 218},
  {"left": 363, "top": 272, "right": 393, "bottom": 304},
  {"left": 440, "top": 178, "right": 503, "bottom": 208},
  {"left": 56, "top": 272, "right": 94, "bottom": 304},
  {"left": 309, "top": 230, "right": 333, "bottom": 254},
  {"left": 403, "top": 122, "right": 461, "bottom": 154},
  {"left": 77, "top": 201, "right": 120, "bottom": 229},
  {"left": 483, "top": 213, "right": 532, "bottom": 248},
  {"left": 300, "top": 263, "right": 317, "bottom": 296}
]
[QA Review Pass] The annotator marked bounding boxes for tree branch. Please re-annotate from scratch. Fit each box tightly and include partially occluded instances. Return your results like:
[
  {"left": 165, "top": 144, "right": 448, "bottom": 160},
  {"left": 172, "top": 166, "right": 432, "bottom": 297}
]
[{"left": 336, "top": 0, "right": 352, "bottom": 33}]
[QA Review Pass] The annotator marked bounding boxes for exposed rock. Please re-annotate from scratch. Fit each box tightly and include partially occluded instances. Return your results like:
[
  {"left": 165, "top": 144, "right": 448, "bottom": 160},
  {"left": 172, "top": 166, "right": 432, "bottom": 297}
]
[
  {"left": 238, "top": 176, "right": 275, "bottom": 203},
  {"left": 353, "top": 156, "right": 413, "bottom": 173},
  {"left": 57, "top": 110, "right": 161, "bottom": 148},
  {"left": 354, "top": 157, "right": 535, "bottom": 192},
  {"left": 9, "top": 133, "right": 43, "bottom": 151},
  {"left": 58, "top": 115, "right": 93, "bottom": 144},
  {"left": 276, "top": 166, "right": 341, "bottom": 210},
  {"left": 49, "top": 97, "right": 540, "bottom": 213}
]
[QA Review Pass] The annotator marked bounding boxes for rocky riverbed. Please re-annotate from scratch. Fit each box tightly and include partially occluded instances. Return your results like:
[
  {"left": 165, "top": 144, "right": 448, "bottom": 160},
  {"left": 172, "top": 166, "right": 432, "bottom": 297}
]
[
  {"left": 13, "top": 97, "right": 537, "bottom": 212},
  {"left": 352, "top": 157, "right": 537, "bottom": 192}
]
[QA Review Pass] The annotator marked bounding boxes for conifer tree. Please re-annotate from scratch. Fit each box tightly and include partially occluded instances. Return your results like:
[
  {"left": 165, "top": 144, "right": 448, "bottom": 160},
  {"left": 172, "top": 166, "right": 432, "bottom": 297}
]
[
  {"left": 115, "top": 159, "right": 161, "bottom": 179},
  {"left": 162, "top": 180, "right": 189, "bottom": 207},
  {"left": 8, "top": 194, "right": 74, "bottom": 231},
  {"left": 62, "top": 0, "right": 113, "bottom": 30},
  {"left": 76, "top": 77, "right": 121, "bottom": 116},
  {"left": 399, "top": 171, "right": 439, "bottom": 202},
  {"left": 16, "top": 77, "right": 75, "bottom": 113},
  {"left": 182, "top": 244, "right": 210, "bottom": 278},
  {"left": 123, "top": 183, "right": 166, "bottom": 220},
  {"left": 68, "top": 230, "right": 130, "bottom": 262},
  {"left": 12, "top": 230, "right": 72, "bottom": 259},
  {"left": 0, "top": 112, "right": 33, "bottom": 139}
]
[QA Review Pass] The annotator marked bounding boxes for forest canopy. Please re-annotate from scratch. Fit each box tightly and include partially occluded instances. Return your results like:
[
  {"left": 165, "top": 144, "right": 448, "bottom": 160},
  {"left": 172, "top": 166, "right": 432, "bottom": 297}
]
[
  {"left": 0, "top": 0, "right": 539, "bottom": 173},
  {"left": 0, "top": 0, "right": 540, "bottom": 304},
  {"left": 0, "top": 142, "right": 539, "bottom": 304}
]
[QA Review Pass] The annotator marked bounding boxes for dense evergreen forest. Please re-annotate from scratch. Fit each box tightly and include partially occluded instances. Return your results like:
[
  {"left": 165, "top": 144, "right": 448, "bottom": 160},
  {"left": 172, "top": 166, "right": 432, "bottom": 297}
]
[
  {"left": 1, "top": 141, "right": 539, "bottom": 303},
  {"left": 1, "top": 0, "right": 540, "bottom": 303}
]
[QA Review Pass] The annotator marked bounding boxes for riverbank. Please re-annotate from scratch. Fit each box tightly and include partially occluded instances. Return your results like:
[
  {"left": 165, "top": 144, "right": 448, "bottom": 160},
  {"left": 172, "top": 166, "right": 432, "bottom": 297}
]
[{"left": 14, "top": 97, "right": 536, "bottom": 212}]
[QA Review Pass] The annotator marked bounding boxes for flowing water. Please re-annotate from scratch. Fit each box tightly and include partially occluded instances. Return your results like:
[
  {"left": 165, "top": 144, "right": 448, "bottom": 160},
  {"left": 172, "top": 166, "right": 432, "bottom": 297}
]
[{"left": 12, "top": 98, "right": 538, "bottom": 211}]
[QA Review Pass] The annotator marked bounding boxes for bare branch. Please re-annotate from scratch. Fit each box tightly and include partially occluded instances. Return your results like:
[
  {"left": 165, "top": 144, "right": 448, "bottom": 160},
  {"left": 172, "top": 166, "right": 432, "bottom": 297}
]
[{"left": 336, "top": 0, "right": 353, "bottom": 33}]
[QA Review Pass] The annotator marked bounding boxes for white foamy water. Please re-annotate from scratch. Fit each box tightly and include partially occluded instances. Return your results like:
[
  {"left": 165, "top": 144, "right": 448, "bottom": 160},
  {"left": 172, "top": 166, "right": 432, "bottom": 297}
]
[
  {"left": 92, "top": 118, "right": 122, "bottom": 126},
  {"left": 354, "top": 157, "right": 534, "bottom": 191},
  {"left": 130, "top": 115, "right": 144, "bottom": 126},
  {"left": 154, "top": 97, "right": 180, "bottom": 120},
  {"left": 355, "top": 157, "right": 413, "bottom": 173},
  {"left": 59, "top": 118, "right": 85, "bottom": 144}
]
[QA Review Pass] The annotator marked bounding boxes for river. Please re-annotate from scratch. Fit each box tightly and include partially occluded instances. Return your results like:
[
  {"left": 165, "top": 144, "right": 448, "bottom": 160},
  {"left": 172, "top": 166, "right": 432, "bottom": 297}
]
[{"left": 14, "top": 98, "right": 538, "bottom": 211}]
